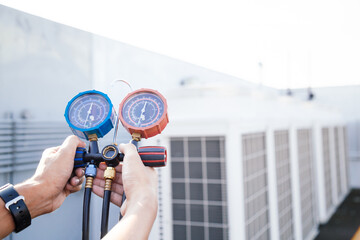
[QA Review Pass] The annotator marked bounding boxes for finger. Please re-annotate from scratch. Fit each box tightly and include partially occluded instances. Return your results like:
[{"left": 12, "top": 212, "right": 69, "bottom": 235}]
[
  {"left": 111, "top": 182, "right": 124, "bottom": 195},
  {"left": 93, "top": 178, "right": 123, "bottom": 195},
  {"left": 110, "top": 192, "right": 123, "bottom": 207},
  {"left": 119, "top": 143, "right": 144, "bottom": 170},
  {"left": 93, "top": 178, "right": 105, "bottom": 188},
  {"left": 75, "top": 168, "right": 85, "bottom": 178},
  {"left": 69, "top": 175, "right": 84, "bottom": 186},
  {"left": 98, "top": 162, "right": 107, "bottom": 171},
  {"left": 70, "top": 176, "right": 80, "bottom": 186},
  {"left": 94, "top": 168, "right": 105, "bottom": 180},
  {"left": 42, "top": 146, "right": 60, "bottom": 157},
  {"left": 113, "top": 171, "right": 123, "bottom": 185},
  {"left": 92, "top": 184, "right": 104, "bottom": 198},
  {"left": 115, "top": 164, "right": 122, "bottom": 173},
  {"left": 120, "top": 199, "right": 127, "bottom": 216},
  {"left": 66, "top": 182, "right": 82, "bottom": 193},
  {"left": 92, "top": 185, "right": 123, "bottom": 206},
  {"left": 58, "top": 135, "right": 86, "bottom": 158}
]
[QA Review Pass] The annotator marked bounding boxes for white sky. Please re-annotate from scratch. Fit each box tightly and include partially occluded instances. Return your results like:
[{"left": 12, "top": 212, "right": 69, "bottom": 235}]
[{"left": 1, "top": 0, "right": 360, "bottom": 89}]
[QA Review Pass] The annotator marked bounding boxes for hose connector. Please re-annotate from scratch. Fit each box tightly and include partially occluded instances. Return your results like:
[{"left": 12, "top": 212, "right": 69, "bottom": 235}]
[
  {"left": 85, "top": 164, "right": 97, "bottom": 178},
  {"left": 88, "top": 134, "right": 98, "bottom": 142},
  {"left": 85, "top": 177, "right": 94, "bottom": 189},
  {"left": 131, "top": 133, "right": 141, "bottom": 142},
  {"left": 104, "top": 167, "right": 116, "bottom": 191},
  {"left": 104, "top": 167, "right": 116, "bottom": 180}
]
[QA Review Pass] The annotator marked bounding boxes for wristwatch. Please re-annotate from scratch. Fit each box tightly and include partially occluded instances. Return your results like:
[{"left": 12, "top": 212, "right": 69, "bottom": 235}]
[{"left": 0, "top": 183, "right": 31, "bottom": 233}]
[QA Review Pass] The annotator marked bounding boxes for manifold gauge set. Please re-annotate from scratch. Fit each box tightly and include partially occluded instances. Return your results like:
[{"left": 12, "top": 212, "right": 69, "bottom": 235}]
[{"left": 64, "top": 86, "right": 169, "bottom": 240}]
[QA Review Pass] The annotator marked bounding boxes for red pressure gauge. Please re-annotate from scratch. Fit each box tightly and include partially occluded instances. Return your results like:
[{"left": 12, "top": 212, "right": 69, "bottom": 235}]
[{"left": 119, "top": 88, "right": 169, "bottom": 139}]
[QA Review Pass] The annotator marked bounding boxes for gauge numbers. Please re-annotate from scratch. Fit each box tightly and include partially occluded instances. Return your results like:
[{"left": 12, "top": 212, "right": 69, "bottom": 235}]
[
  {"left": 68, "top": 93, "right": 110, "bottom": 130},
  {"left": 121, "top": 92, "right": 165, "bottom": 128}
]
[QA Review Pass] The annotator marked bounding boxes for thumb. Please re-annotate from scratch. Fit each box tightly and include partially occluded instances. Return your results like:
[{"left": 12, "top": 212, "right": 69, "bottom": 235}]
[
  {"left": 119, "top": 143, "right": 144, "bottom": 171},
  {"left": 59, "top": 136, "right": 86, "bottom": 153},
  {"left": 120, "top": 199, "right": 127, "bottom": 217},
  {"left": 56, "top": 136, "right": 86, "bottom": 164}
]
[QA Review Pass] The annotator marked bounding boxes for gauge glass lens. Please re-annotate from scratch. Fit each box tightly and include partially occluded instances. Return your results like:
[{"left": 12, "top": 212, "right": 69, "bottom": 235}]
[
  {"left": 122, "top": 92, "right": 165, "bottom": 128},
  {"left": 68, "top": 93, "right": 110, "bottom": 129}
]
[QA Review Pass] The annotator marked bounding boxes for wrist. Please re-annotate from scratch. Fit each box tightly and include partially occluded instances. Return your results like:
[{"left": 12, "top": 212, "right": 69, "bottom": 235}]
[
  {"left": 14, "top": 179, "right": 52, "bottom": 218},
  {"left": 127, "top": 190, "right": 158, "bottom": 216}
]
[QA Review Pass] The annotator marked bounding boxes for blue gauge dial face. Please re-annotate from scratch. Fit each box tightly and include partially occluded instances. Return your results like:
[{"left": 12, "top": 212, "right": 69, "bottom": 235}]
[
  {"left": 68, "top": 93, "right": 110, "bottom": 129},
  {"left": 122, "top": 92, "right": 165, "bottom": 128}
]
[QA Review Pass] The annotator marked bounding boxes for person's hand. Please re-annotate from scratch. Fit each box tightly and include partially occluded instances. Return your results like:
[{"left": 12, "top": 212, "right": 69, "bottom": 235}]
[
  {"left": 118, "top": 143, "right": 158, "bottom": 216},
  {"left": 15, "top": 135, "right": 86, "bottom": 218},
  {"left": 92, "top": 143, "right": 158, "bottom": 240},
  {"left": 93, "top": 143, "right": 158, "bottom": 213}
]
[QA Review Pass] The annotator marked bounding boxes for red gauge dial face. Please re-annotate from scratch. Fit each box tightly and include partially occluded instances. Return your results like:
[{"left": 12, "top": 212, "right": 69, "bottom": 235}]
[
  {"left": 119, "top": 89, "right": 168, "bottom": 139},
  {"left": 121, "top": 92, "right": 164, "bottom": 128}
]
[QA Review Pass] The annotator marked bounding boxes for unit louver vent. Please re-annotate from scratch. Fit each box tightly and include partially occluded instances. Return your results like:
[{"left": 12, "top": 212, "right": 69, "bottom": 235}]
[
  {"left": 297, "top": 129, "right": 317, "bottom": 239},
  {"left": 242, "top": 132, "right": 270, "bottom": 240},
  {"left": 274, "top": 130, "right": 294, "bottom": 240},
  {"left": 170, "top": 137, "right": 228, "bottom": 240}
]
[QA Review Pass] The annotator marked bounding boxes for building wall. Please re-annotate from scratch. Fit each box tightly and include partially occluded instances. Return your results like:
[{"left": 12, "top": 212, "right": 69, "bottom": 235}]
[{"left": 0, "top": 5, "right": 92, "bottom": 121}]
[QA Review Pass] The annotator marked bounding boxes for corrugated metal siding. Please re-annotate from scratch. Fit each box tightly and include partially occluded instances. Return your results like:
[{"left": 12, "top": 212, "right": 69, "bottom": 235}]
[
  {"left": 0, "top": 121, "right": 71, "bottom": 175},
  {"left": 0, "top": 121, "right": 13, "bottom": 177}
]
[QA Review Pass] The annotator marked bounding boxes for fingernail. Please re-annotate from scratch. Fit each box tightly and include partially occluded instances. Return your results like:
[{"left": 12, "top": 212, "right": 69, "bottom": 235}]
[{"left": 75, "top": 178, "right": 80, "bottom": 185}]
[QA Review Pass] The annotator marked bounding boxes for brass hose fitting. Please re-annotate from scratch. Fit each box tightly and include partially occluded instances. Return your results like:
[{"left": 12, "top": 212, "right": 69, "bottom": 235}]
[
  {"left": 104, "top": 179, "right": 112, "bottom": 191},
  {"left": 104, "top": 167, "right": 116, "bottom": 191},
  {"left": 131, "top": 133, "right": 141, "bottom": 142},
  {"left": 88, "top": 134, "right": 98, "bottom": 142},
  {"left": 85, "top": 177, "right": 94, "bottom": 189}
]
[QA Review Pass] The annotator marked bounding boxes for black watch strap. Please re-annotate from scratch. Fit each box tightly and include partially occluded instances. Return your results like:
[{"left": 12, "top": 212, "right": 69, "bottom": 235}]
[{"left": 0, "top": 183, "right": 31, "bottom": 233}]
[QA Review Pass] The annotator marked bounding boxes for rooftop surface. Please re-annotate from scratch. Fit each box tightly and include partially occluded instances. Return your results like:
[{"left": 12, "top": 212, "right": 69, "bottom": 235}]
[{"left": 315, "top": 189, "right": 360, "bottom": 240}]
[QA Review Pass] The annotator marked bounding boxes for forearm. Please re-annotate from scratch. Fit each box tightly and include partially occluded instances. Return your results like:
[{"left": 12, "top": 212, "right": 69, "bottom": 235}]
[
  {"left": 0, "top": 199, "right": 15, "bottom": 238},
  {"left": 0, "top": 136, "right": 85, "bottom": 239},
  {"left": 103, "top": 195, "right": 158, "bottom": 240},
  {"left": 0, "top": 180, "right": 51, "bottom": 238}
]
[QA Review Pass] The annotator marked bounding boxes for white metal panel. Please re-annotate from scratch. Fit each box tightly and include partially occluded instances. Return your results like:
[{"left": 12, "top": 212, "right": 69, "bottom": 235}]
[
  {"left": 289, "top": 126, "right": 302, "bottom": 240},
  {"left": 225, "top": 126, "right": 246, "bottom": 240}
]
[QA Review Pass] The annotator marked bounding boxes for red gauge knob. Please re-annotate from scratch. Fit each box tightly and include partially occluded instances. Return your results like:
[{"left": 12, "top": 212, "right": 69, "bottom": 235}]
[{"left": 119, "top": 88, "right": 169, "bottom": 139}]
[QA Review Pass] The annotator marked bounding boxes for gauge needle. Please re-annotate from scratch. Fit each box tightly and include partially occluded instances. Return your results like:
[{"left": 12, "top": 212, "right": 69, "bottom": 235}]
[
  {"left": 84, "top": 103, "right": 93, "bottom": 127},
  {"left": 137, "top": 102, "right": 147, "bottom": 125}
]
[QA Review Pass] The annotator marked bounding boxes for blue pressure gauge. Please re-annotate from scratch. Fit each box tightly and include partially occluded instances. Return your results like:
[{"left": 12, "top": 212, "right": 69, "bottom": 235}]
[{"left": 65, "top": 90, "right": 116, "bottom": 140}]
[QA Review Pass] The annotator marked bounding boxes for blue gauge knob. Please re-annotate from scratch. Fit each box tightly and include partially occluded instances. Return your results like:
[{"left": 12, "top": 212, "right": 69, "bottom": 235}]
[{"left": 65, "top": 90, "right": 116, "bottom": 140}]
